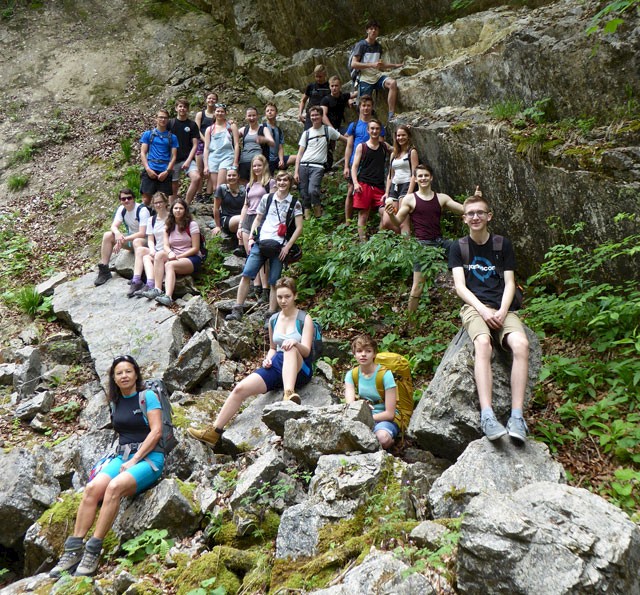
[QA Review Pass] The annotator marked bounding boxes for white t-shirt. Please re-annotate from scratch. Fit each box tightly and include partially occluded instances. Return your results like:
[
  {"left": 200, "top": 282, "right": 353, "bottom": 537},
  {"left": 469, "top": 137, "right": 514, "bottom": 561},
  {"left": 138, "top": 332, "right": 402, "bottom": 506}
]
[
  {"left": 256, "top": 193, "right": 303, "bottom": 242},
  {"left": 147, "top": 214, "right": 167, "bottom": 251},
  {"left": 113, "top": 203, "right": 150, "bottom": 234},
  {"left": 299, "top": 125, "right": 341, "bottom": 167}
]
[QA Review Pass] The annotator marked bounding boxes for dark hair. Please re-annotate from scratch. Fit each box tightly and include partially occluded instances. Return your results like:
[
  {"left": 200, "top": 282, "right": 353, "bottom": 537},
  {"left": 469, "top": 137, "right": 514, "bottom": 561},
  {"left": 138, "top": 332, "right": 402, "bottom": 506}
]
[
  {"left": 265, "top": 101, "right": 278, "bottom": 112},
  {"left": 119, "top": 188, "right": 134, "bottom": 199},
  {"left": 176, "top": 97, "right": 189, "bottom": 109},
  {"left": 308, "top": 105, "right": 323, "bottom": 116},
  {"left": 108, "top": 355, "right": 144, "bottom": 403},
  {"left": 393, "top": 125, "right": 414, "bottom": 156},
  {"left": 368, "top": 118, "right": 382, "bottom": 128},
  {"left": 359, "top": 95, "right": 374, "bottom": 104},
  {"left": 166, "top": 198, "right": 193, "bottom": 234},
  {"left": 275, "top": 276, "right": 297, "bottom": 294},
  {"left": 366, "top": 19, "right": 380, "bottom": 29},
  {"left": 415, "top": 163, "right": 434, "bottom": 177}
]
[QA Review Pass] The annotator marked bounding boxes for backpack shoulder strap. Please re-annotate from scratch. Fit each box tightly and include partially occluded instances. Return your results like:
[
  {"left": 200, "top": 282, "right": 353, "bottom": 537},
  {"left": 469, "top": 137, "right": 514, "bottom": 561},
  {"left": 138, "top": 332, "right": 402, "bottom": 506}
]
[
  {"left": 138, "top": 391, "right": 148, "bottom": 422},
  {"left": 269, "top": 311, "right": 279, "bottom": 332},
  {"left": 351, "top": 367, "right": 360, "bottom": 393},
  {"left": 120, "top": 206, "right": 127, "bottom": 221},
  {"left": 492, "top": 234, "right": 505, "bottom": 276},
  {"left": 375, "top": 366, "right": 387, "bottom": 401},
  {"left": 295, "top": 309, "right": 306, "bottom": 334},
  {"left": 151, "top": 214, "right": 157, "bottom": 228},
  {"left": 135, "top": 204, "right": 142, "bottom": 222},
  {"left": 459, "top": 235, "right": 470, "bottom": 266}
]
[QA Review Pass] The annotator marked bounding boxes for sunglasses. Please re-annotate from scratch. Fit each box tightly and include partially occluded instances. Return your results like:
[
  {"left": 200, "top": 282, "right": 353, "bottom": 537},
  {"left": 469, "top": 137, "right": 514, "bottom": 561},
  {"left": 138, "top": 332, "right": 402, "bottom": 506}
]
[
  {"left": 215, "top": 103, "right": 227, "bottom": 109},
  {"left": 112, "top": 355, "right": 136, "bottom": 366},
  {"left": 120, "top": 196, "right": 134, "bottom": 202}
]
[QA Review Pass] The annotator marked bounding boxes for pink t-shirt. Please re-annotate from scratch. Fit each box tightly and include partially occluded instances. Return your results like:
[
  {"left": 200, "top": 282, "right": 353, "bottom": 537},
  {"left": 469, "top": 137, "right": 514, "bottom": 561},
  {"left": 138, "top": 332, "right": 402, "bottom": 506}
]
[
  {"left": 169, "top": 221, "right": 199, "bottom": 257},
  {"left": 246, "top": 179, "right": 275, "bottom": 215}
]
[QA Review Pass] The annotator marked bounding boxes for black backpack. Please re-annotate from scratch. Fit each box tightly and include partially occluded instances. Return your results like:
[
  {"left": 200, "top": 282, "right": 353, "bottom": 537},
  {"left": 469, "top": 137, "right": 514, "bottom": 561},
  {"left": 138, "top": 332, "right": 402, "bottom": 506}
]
[
  {"left": 120, "top": 204, "right": 145, "bottom": 234},
  {"left": 242, "top": 124, "right": 271, "bottom": 160}
]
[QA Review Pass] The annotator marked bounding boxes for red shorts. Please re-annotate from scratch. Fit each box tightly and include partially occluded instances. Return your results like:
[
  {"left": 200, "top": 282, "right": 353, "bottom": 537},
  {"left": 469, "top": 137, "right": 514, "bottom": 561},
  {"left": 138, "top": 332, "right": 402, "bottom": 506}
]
[{"left": 353, "top": 183, "right": 385, "bottom": 210}]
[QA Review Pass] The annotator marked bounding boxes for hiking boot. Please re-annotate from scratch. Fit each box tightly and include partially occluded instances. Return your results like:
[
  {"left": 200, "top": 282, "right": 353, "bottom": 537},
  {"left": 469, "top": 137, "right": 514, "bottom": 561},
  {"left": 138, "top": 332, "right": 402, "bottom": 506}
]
[
  {"left": 94, "top": 264, "right": 111, "bottom": 287},
  {"left": 481, "top": 415, "right": 507, "bottom": 441},
  {"left": 50, "top": 546, "right": 83, "bottom": 577},
  {"left": 141, "top": 287, "right": 162, "bottom": 300},
  {"left": 233, "top": 246, "right": 246, "bottom": 258},
  {"left": 74, "top": 547, "right": 101, "bottom": 577},
  {"left": 257, "top": 288, "right": 270, "bottom": 304},
  {"left": 127, "top": 280, "right": 145, "bottom": 298},
  {"left": 187, "top": 426, "right": 221, "bottom": 447},
  {"left": 313, "top": 204, "right": 323, "bottom": 218},
  {"left": 155, "top": 293, "right": 173, "bottom": 307},
  {"left": 225, "top": 305, "right": 243, "bottom": 321},
  {"left": 133, "top": 286, "right": 151, "bottom": 298},
  {"left": 283, "top": 389, "right": 301, "bottom": 405},
  {"left": 506, "top": 416, "right": 529, "bottom": 445}
]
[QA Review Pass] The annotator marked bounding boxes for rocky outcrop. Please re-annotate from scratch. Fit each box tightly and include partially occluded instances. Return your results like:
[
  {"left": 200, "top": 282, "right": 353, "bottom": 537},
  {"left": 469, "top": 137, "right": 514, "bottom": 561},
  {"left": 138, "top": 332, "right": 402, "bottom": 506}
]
[
  {"left": 457, "top": 481, "right": 640, "bottom": 594},
  {"left": 409, "top": 326, "right": 542, "bottom": 460}
]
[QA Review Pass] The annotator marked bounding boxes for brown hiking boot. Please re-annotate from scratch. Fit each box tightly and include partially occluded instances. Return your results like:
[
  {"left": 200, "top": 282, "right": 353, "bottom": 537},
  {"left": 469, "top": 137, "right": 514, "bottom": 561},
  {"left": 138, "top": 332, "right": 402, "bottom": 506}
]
[
  {"left": 283, "top": 390, "right": 301, "bottom": 405},
  {"left": 187, "top": 426, "right": 221, "bottom": 447}
]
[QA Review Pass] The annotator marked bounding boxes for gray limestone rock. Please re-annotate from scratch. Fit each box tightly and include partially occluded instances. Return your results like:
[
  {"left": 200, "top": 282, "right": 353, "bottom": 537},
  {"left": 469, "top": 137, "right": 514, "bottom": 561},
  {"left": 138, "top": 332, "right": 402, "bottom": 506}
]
[
  {"left": 40, "top": 333, "right": 88, "bottom": 365},
  {"left": 15, "top": 391, "right": 54, "bottom": 421},
  {"left": 409, "top": 326, "right": 541, "bottom": 460},
  {"left": 163, "top": 328, "right": 223, "bottom": 393},
  {"left": 179, "top": 295, "right": 213, "bottom": 332},
  {"left": 275, "top": 503, "right": 325, "bottom": 559},
  {"left": 216, "top": 359, "right": 236, "bottom": 390},
  {"left": 0, "top": 363, "right": 17, "bottom": 385},
  {"left": 113, "top": 478, "right": 201, "bottom": 541},
  {"left": 429, "top": 437, "right": 566, "bottom": 519},
  {"left": 53, "top": 273, "right": 184, "bottom": 387},
  {"left": 35, "top": 272, "right": 68, "bottom": 297},
  {"left": 229, "top": 449, "right": 286, "bottom": 509},
  {"left": 457, "top": 482, "right": 640, "bottom": 594},
  {"left": 13, "top": 346, "right": 42, "bottom": 400},
  {"left": 410, "top": 521, "right": 449, "bottom": 550}
]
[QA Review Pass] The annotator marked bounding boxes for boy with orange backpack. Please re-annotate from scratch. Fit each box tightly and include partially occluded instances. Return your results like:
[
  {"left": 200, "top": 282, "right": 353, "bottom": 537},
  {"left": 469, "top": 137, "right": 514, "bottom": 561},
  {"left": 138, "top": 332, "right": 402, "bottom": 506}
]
[{"left": 344, "top": 333, "right": 414, "bottom": 449}]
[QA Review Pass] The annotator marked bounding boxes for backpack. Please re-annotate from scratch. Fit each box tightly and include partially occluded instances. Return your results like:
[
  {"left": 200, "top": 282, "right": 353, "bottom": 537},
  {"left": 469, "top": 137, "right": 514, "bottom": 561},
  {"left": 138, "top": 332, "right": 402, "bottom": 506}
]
[
  {"left": 458, "top": 235, "right": 524, "bottom": 310},
  {"left": 347, "top": 40, "right": 365, "bottom": 84},
  {"left": 303, "top": 125, "right": 331, "bottom": 168},
  {"left": 260, "top": 193, "right": 301, "bottom": 243},
  {"left": 350, "top": 352, "right": 414, "bottom": 431},
  {"left": 242, "top": 124, "right": 271, "bottom": 159},
  {"left": 185, "top": 222, "right": 209, "bottom": 262},
  {"left": 269, "top": 309, "right": 323, "bottom": 364},
  {"left": 120, "top": 204, "right": 145, "bottom": 234},
  {"left": 109, "top": 378, "right": 177, "bottom": 456}
]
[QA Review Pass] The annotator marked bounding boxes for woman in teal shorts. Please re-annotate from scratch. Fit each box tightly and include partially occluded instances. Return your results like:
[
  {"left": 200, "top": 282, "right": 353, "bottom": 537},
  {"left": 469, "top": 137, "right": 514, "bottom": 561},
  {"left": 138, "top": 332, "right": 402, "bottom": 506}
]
[{"left": 50, "top": 355, "right": 163, "bottom": 578}]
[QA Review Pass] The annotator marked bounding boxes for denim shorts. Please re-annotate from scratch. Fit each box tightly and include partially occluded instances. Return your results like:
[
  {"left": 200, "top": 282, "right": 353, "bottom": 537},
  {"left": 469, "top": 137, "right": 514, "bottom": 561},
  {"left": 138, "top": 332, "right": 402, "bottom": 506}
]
[
  {"left": 359, "top": 76, "right": 388, "bottom": 97},
  {"left": 254, "top": 351, "right": 313, "bottom": 392},
  {"left": 374, "top": 420, "right": 399, "bottom": 438},
  {"left": 242, "top": 242, "right": 283, "bottom": 286},
  {"left": 99, "top": 451, "right": 164, "bottom": 494},
  {"left": 172, "top": 160, "right": 198, "bottom": 182},
  {"left": 208, "top": 151, "right": 235, "bottom": 174}
]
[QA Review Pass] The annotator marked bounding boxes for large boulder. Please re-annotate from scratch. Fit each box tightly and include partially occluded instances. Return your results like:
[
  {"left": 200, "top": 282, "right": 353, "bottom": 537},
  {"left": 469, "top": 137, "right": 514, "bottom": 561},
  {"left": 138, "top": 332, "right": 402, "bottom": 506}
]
[
  {"left": 409, "top": 326, "right": 541, "bottom": 460},
  {"left": 457, "top": 481, "right": 640, "bottom": 594},
  {"left": 53, "top": 273, "right": 185, "bottom": 387},
  {"left": 0, "top": 448, "right": 60, "bottom": 549},
  {"left": 13, "top": 346, "right": 42, "bottom": 401},
  {"left": 428, "top": 437, "right": 565, "bottom": 519}
]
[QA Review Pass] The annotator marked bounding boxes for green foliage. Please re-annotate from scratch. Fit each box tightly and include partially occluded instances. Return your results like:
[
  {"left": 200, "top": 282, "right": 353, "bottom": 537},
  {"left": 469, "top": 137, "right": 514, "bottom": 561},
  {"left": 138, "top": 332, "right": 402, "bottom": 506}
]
[
  {"left": 0, "top": 218, "right": 33, "bottom": 284},
  {"left": 51, "top": 400, "right": 82, "bottom": 422},
  {"left": 120, "top": 132, "right": 136, "bottom": 162},
  {"left": 119, "top": 529, "right": 174, "bottom": 565},
  {"left": 1, "top": 285, "right": 48, "bottom": 318},
  {"left": 7, "top": 174, "right": 29, "bottom": 191},
  {"left": 186, "top": 577, "right": 227, "bottom": 595},
  {"left": 122, "top": 166, "right": 141, "bottom": 198},
  {"left": 586, "top": 0, "right": 639, "bottom": 35},
  {"left": 521, "top": 97, "right": 554, "bottom": 124},
  {"left": 527, "top": 216, "right": 640, "bottom": 516},
  {"left": 7, "top": 144, "right": 35, "bottom": 167},
  {"left": 490, "top": 98, "right": 524, "bottom": 120},
  {"left": 199, "top": 235, "right": 230, "bottom": 296}
]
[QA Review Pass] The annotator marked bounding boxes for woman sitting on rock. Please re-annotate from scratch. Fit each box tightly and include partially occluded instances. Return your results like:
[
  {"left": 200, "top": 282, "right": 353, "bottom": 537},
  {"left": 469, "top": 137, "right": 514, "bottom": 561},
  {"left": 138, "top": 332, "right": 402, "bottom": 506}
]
[
  {"left": 188, "top": 277, "right": 313, "bottom": 447},
  {"left": 50, "top": 355, "right": 163, "bottom": 578},
  {"left": 141, "top": 198, "right": 203, "bottom": 307},
  {"left": 130, "top": 192, "right": 170, "bottom": 297},
  {"left": 211, "top": 166, "right": 245, "bottom": 238}
]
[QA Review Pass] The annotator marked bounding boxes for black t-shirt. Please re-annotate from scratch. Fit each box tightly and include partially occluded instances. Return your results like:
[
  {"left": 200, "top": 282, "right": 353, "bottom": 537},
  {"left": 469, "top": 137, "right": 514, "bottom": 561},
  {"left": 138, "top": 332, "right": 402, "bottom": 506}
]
[
  {"left": 214, "top": 184, "right": 246, "bottom": 217},
  {"left": 357, "top": 143, "right": 387, "bottom": 189},
  {"left": 168, "top": 118, "right": 199, "bottom": 161},
  {"left": 320, "top": 93, "right": 351, "bottom": 129},
  {"left": 304, "top": 82, "right": 331, "bottom": 108},
  {"left": 112, "top": 393, "right": 150, "bottom": 446},
  {"left": 449, "top": 234, "right": 517, "bottom": 310}
]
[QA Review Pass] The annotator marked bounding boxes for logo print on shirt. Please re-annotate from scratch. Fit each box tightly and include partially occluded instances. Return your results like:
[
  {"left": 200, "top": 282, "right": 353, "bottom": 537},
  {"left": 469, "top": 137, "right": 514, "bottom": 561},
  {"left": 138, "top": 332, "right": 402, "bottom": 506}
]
[{"left": 469, "top": 257, "right": 496, "bottom": 282}]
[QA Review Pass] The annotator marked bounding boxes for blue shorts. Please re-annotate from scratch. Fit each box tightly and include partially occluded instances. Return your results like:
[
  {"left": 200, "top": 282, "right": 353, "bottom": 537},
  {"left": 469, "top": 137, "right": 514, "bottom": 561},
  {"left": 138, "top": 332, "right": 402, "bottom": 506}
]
[
  {"left": 208, "top": 150, "right": 235, "bottom": 174},
  {"left": 374, "top": 420, "right": 399, "bottom": 439},
  {"left": 187, "top": 254, "right": 203, "bottom": 273},
  {"left": 242, "top": 242, "right": 283, "bottom": 286},
  {"left": 254, "top": 351, "right": 312, "bottom": 392},
  {"left": 359, "top": 76, "right": 388, "bottom": 97},
  {"left": 99, "top": 451, "right": 164, "bottom": 494}
]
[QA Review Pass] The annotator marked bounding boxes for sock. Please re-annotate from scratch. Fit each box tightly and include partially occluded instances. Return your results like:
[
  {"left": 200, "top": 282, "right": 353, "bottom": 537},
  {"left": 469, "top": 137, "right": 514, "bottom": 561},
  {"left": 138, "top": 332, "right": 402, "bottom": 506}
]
[
  {"left": 132, "top": 275, "right": 142, "bottom": 284},
  {"left": 511, "top": 408, "right": 523, "bottom": 418},
  {"left": 388, "top": 111, "right": 395, "bottom": 120},
  {"left": 65, "top": 536, "right": 84, "bottom": 551},
  {"left": 480, "top": 407, "right": 495, "bottom": 420},
  {"left": 214, "top": 427, "right": 224, "bottom": 435},
  {"left": 146, "top": 279, "right": 155, "bottom": 288},
  {"left": 85, "top": 537, "right": 103, "bottom": 554}
]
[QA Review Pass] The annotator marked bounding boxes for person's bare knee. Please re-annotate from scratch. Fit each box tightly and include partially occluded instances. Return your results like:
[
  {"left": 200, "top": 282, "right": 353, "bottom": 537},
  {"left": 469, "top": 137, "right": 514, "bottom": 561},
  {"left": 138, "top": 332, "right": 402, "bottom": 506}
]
[
  {"left": 474, "top": 334, "right": 493, "bottom": 358},
  {"left": 375, "top": 429, "right": 394, "bottom": 450}
]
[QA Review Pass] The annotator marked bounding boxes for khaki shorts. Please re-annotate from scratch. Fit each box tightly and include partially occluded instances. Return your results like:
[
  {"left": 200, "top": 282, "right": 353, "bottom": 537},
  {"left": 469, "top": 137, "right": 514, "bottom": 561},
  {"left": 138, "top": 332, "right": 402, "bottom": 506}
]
[{"left": 460, "top": 304, "right": 525, "bottom": 347}]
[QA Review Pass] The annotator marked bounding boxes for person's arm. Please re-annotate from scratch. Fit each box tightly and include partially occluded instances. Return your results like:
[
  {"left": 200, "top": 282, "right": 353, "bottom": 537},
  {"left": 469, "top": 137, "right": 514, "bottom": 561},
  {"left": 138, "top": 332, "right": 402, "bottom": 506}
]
[
  {"left": 440, "top": 193, "right": 464, "bottom": 215},
  {"left": 280, "top": 312, "right": 312, "bottom": 359},
  {"left": 279, "top": 213, "right": 303, "bottom": 261},
  {"left": 258, "top": 125, "right": 275, "bottom": 147},
  {"left": 343, "top": 134, "right": 354, "bottom": 179},
  {"left": 237, "top": 201, "right": 248, "bottom": 240},
  {"left": 262, "top": 319, "right": 277, "bottom": 368},
  {"left": 351, "top": 144, "right": 364, "bottom": 193},
  {"left": 140, "top": 140, "right": 157, "bottom": 179},
  {"left": 321, "top": 104, "right": 332, "bottom": 128},
  {"left": 249, "top": 211, "right": 265, "bottom": 245},
  {"left": 147, "top": 229, "right": 156, "bottom": 255},
  {"left": 180, "top": 223, "right": 201, "bottom": 258},
  {"left": 407, "top": 149, "right": 419, "bottom": 196},
  {"left": 452, "top": 266, "right": 501, "bottom": 327},
  {"left": 164, "top": 229, "right": 173, "bottom": 260},
  {"left": 203, "top": 126, "right": 211, "bottom": 176},
  {"left": 496, "top": 270, "right": 516, "bottom": 326},
  {"left": 384, "top": 152, "right": 396, "bottom": 197},
  {"left": 231, "top": 123, "right": 240, "bottom": 167},
  {"left": 184, "top": 134, "right": 198, "bottom": 168},
  {"left": 385, "top": 192, "right": 414, "bottom": 226},
  {"left": 277, "top": 136, "right": 285, "bottom": 167},
  {"left": 213, "top": 195, "right": 222, "bottom": 234},
  {"left": 374, "top": 384, "right": 397, "bottom": 422},
  {"left": 195, "top": 111, "right": 205, "bottom": 142},
  {"left": 298, "top": 94, "right": 309, "bottom": 123},
  {"left": 294, "top": 142, "right": 305, "bottom": 182},
  {"left": 126, "top": 223, "right": 147, "bottom": 242},
  {"left": 344, "top": 369, "right": 357, "bottom": 404}
]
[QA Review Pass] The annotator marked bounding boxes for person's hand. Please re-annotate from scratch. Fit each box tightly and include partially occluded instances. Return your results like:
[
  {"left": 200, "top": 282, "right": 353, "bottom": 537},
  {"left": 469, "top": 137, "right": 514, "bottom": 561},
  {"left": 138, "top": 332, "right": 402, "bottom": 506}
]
[
  {"left": 279, "top": 245, "right": 290, "bottom": 262},
  {"left": 278, "top": 159, "right": 285, "bottom": 169},
  {"left": 280, "top": 339, "right": 298, "bottom": 351},
  {"left": 294, "top": 172, "right": 300, "bottom": 183},
  {"left": 149, "top": 248, "right": 155, "bottom": 257},
  {"left": 343, "top": 166, "right": 350, "bottom": 180},
  {"left": 146, "top": 168, "right": 158, "bottom": 179},
  {"left": 353, "top": 182, "right": 362, "bottom": 194},
  {"left": 204, "top": 167, "right": 209, "bottom": 176},
  {"left": 298, "top": 113, "right": 305, "bottom": 123},
  {"left": 181, "top": 161, "right": 190, "bottom": 171},
  {"left": 158, "top": 170, "right": 169, "bottom": 181},
  {"left": 168, "top": 250, "right": 176, "bottom": 261},
  {"left": 120, "top": 458, "right": 137, "bottom": 473},
  {"left": 262, "top": 355, "right": 272, "bottom": 368},
  {"left": 384, "top": 199, "right": 397, "bottom": 214},
  {"left": 480, "top": 306, "right": 502, "bottom": 329},
  {"left": 474, "top": 185, "right": 482, "bottom": 197},
  {"left": 211, "top": 226, "right": 221, "bottom": 236}
]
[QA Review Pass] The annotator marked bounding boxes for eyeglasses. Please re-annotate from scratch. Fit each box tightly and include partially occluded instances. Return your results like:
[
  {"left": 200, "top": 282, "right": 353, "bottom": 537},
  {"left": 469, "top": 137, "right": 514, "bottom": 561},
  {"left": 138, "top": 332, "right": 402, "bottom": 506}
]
[
  {"left": 120, "top": 196, "right": 134, "bottom": 202},
  {"left": 112, "top": 355, "right": 135, "bottom": 366},
  {"left": 215, "top": 103, "right": 226, "bottom": 109},
  {"left": 157, "top": 116, "right": 168, "bottom": 120},
  {"left": 464, "top": 210, "right": 489, "bottom": 219}
]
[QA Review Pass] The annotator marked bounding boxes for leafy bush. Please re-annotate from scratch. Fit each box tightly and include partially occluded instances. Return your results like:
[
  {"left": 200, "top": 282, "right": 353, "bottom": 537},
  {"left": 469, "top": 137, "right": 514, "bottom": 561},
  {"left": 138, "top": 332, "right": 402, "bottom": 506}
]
[
  {"left": 490, "top": 98, "right": 524, "bottom": 120},
  {"left": 122, "top": 166, "right": 141, "bottom": 198},
  {"left": 119, "top": 529, "right": 174, "bottom": 565},
  {"left": 7, "top": 174, "right": 29, "bottom": 191}
]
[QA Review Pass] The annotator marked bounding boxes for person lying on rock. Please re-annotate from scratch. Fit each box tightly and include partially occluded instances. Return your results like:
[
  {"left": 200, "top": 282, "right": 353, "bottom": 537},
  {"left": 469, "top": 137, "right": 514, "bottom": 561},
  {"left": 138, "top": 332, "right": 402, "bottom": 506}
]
[
  {"left": 189, "top": 277, "right": 314, "bottom": 447},
  {"left": 50, "top": 355, "right": 164, "bottom": 578},
  {"left": 344, "top": 333, "right": 398, "bottom": 450},
  {"left": 140, "top": 198, "right": 203, "bottom": 307},
  {"left": 449, "top": 193, "right": 530, "bottom": 444},
  {"left": 95, "top": 188, "right": 150, "bottom": 287}
]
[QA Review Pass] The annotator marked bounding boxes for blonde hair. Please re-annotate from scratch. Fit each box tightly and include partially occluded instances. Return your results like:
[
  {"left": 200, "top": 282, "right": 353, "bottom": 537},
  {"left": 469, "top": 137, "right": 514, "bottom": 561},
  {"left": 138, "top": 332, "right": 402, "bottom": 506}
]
[
  {"left": 248, "top": 154, "right": 272, "bottom": 188},
  {"left": 314, "top": 64, "right": 327, "bottom": 75}
]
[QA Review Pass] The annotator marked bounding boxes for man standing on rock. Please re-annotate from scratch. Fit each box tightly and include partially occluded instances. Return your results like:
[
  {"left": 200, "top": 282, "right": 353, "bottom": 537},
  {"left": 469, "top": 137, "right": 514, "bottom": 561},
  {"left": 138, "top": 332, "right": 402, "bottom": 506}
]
[
  {"left": 449, "top": 194, "right": 529, "bottom": 444},
  {"left": 140, "top": 109, "right": 179, "bottom": 207},
  {"left": 167, "top": 98, "right": 201, "bottom": 204},
  {"left": 95, "top": 188, "right": 150, "bottom": 286}
]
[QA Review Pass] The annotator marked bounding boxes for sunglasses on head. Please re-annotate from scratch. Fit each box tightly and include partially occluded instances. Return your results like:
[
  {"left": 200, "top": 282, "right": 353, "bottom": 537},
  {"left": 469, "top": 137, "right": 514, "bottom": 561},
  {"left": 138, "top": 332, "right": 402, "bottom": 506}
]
[{"left": 112, "top": 355, "right": 136, "bottom": 366}]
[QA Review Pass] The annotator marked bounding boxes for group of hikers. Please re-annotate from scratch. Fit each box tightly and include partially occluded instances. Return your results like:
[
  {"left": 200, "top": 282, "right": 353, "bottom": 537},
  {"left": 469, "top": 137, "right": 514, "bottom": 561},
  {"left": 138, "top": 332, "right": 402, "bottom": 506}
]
[{"left": 52, "top": 18, "right": 530, "bottom": 579}]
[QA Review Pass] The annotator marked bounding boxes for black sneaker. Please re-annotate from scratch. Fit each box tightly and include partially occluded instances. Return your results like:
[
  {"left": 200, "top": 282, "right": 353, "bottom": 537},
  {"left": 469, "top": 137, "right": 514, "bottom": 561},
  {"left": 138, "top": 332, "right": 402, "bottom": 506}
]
[{"left": 94, "top": 264, "right": 112, "bottom": 286}]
